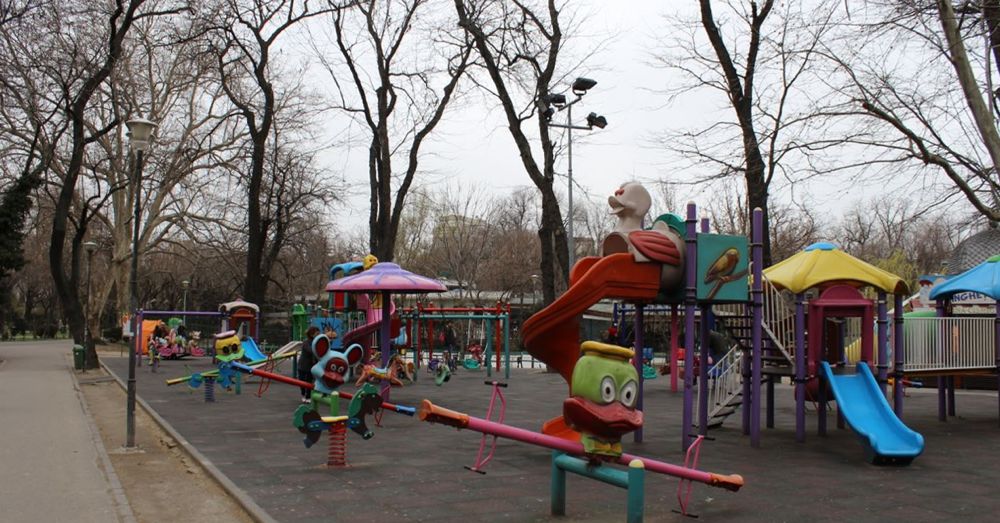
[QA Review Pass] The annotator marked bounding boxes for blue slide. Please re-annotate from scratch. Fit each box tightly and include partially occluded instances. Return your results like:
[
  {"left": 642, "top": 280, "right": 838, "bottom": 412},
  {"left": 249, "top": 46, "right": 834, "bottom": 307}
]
[
  {"left": 241, "top": 338, "right": 267, "bottom": 362},
  {"left": 820, "top": 361, "right": 924, "bottom": 465}
]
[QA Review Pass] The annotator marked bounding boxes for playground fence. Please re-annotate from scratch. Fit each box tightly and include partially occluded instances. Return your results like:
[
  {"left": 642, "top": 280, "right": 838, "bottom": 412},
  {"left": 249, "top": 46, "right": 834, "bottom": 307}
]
[{"left": 896, "top": 317, "right": 996, "bottom": 373}]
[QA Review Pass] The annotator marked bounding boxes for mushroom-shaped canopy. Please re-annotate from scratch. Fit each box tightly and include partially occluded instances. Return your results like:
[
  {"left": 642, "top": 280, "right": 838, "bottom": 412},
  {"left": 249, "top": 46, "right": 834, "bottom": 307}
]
[
  {"left": 929, "top": 255, "right": 1000, "bottom": 301},
  {"left": 325, "top": 262, "right": 447, "bottom": 294},
  {"left": 763, "top": 242, "right": 909, "bottom": 295}
]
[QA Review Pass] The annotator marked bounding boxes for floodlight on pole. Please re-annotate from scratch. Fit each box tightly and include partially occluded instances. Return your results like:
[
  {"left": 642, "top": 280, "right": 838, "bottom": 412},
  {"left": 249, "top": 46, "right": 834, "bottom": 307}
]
[
  {"left": 125, "top": 114, "right": 157, "bottom": 449},
  {"left": 571, "top": 77, "right": 597, "bottom": 94},
  {"left": 544, "top": 78, "right": 607, "bottom": 269}
]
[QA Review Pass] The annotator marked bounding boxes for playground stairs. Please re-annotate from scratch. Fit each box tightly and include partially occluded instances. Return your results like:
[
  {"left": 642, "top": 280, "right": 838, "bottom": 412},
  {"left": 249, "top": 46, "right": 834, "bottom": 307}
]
[{"left": 700, "top": 279, "right": 797, "bottom": 430}]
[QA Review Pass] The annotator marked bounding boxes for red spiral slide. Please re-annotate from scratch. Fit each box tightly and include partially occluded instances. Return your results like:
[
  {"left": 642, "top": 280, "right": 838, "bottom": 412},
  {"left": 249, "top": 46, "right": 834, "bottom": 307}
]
[{"left": 520, "top": 253, "right": 662, "bottom": 437}]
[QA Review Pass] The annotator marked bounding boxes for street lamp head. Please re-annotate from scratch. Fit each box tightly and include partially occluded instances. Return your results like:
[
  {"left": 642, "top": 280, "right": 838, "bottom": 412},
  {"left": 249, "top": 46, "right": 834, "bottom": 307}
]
[
  {"left": 182, "top": 280, "right": 190, "bottom": 289},
  {"left": 572, "top": 77, "right": 597, "bottom": 95},
  {"left": 126, "top": 116, "right": 158, "bottom": 152},
  {"left": 83, "top": 240, "right": 98, "bottom": 254},
  {"left": 541, "top": 93, "right": 567, "bottom": 106},
  {"left": 586, "top": 112, "right": 608, "bottom": 129}
]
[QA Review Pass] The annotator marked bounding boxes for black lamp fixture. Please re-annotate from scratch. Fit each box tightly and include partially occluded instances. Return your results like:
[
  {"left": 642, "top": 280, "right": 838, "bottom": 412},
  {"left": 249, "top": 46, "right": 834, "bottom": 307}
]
[
  {"left": 541, "top": 93, "right": 567, "bottom": 106},
  {"left": 571, "top": 77, "right": 597, "bottom": 95},
  {"left": 586, "top": 112, "right": 608, "bottom": 129},
  {"left": 540, "top": 93, "right": 567, "bottom": 121}
]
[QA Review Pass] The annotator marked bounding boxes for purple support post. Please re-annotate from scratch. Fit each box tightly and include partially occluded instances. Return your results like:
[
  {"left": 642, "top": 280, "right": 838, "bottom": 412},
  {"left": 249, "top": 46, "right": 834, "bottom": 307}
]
[
  {"left": 699, "top": 304, "right": 709, "bottom": 436},
  {"left": 381, "top": 291, "right": 391, "bottom": 368},
  {"left": 936, "top": 301, "right": 947, "bottom": 422},
  {"left": 995, "top": 302, "right": 1000, "bottom": 427},
  {"left": 697, "top": 216, "right": 709, "bottom": 436},
  {"left": 876, "top": 292, "right": 888, "bottom": 396},
  {"left": 670, "top": 304, "right": 679, "bottom": 393},
  {"left": 633, "top": 303, "right": 645, "bottom": 443},
  {"left": 750, "top": 208, "right": 763, "bottom": 448},
  {"left": 893, "top": 294, "right": 904, "bottom": 415},
  {"left": 682, "top": 202, "right": 697, "bottom": 452},
  {"left": 741, "top": 336, "right": 750, "bottom": 435},
  {"left": 766, "top": 378, "right": 774, "bottom": 429},
  {"left": 795, "top": 293, "right": 806, "bottom": 442},
  {"left": 947, "top": 376, "right": 956, "bottom": 417}
]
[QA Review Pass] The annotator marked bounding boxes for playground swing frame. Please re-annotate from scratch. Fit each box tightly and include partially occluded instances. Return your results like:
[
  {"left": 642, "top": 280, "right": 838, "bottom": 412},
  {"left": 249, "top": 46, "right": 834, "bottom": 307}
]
[{"left": 403, "top": 301, "right": 512, "bottom": 379}]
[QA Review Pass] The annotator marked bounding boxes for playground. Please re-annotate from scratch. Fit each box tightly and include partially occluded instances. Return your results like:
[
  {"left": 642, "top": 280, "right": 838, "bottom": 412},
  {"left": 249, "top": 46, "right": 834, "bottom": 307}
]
[
  {"left": 102, "top": 353, "right": 1000, "bottom": 522},
  {"left": 41, "top": 182, "right": 1000, "bottom": 522}
]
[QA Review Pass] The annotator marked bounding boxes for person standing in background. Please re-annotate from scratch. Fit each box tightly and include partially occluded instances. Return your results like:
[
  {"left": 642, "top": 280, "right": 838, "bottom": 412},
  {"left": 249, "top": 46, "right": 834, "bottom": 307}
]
[{"left": 298, "top": 326, "right": 320, "bottom": 403}]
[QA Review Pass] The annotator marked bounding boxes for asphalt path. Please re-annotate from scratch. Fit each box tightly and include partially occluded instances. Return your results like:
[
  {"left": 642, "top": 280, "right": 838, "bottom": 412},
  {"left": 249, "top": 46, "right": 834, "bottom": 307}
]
[{"left": 0, "top": 341, "right": 127, "bottom": 522}]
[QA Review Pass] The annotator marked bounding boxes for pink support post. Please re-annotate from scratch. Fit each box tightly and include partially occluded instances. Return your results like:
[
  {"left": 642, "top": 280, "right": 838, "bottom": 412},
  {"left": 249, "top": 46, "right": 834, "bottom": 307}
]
[{"left": 465, "top": 381, "right": 507, "bottom": 473}]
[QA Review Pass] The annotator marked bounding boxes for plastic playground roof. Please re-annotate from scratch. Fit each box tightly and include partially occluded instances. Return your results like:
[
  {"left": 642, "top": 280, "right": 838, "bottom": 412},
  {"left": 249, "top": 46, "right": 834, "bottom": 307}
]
[
  {"left": 218, "top": 300, "right": 259, "bottom": 313},
  {"left": 325, "top": 262, "right": 447, "bottom": 294},
  {"left": 929, "top": 255, "right": 1000, "bottom": 300},
  {"left": 763, "top": 242, "right": 909, "bottom": 295}
]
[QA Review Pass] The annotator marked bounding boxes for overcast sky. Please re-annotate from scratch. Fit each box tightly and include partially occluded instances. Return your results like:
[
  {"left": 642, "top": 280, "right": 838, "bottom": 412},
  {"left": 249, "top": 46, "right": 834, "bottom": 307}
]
[{"left": 305, "top": 1, "right": 945, "bottom": 237}]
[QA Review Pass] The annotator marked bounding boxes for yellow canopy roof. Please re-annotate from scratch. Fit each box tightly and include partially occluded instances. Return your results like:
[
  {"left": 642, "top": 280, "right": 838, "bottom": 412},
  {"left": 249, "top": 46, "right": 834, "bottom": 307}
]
[{"left": 763, "top": 242, "right": 909, "bottom": 295}]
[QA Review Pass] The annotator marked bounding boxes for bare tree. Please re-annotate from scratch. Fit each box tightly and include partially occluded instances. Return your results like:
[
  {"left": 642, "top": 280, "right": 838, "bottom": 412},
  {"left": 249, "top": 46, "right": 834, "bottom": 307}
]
[
  {"left": 315, "top": 0, "right": 472, "bottom": 262},
  {"left": 0, "top": 0, "right": 184, "bottom": 366},
  {"left": 207, "top": 0, "right": 336, "bottom": 305},
  {"left": 705, "top": 182, "right": 820, "bottom": 263},
  {"left": 822, "top": 2, "right": 1000, "bottom": 224},
  {"left": 454, "top": 0, "right": 584, "bottom": 304},
  {"left": 393, "top": 186, "right": 437, "bottom": 268},
  {"left": 0, "top": 0, "right": 45, "bottom": 27},
  {"left": 420, "top": 184, "right": 499, "bottom": 301},
  {"left": 660, "top": 0, "right": 846, "bottom": 266}
]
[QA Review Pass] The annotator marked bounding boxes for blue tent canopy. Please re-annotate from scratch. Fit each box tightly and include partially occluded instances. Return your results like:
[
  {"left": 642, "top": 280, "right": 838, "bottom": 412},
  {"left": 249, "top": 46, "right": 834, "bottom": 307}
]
[{"left": 929, "top": 255, "right": 1000, "bottom": 300}]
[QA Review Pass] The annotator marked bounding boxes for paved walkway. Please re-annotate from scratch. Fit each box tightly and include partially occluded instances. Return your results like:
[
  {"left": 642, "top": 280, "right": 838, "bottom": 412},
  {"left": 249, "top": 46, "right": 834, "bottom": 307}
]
[{"left": 0, "top": 341, "right": 128, "bottom": 522}]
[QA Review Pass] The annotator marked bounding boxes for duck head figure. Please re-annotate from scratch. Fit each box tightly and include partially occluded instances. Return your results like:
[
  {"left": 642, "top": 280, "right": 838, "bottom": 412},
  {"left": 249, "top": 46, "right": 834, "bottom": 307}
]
[
  {"left": 600, "top": 181, "right": 686, "bottom": 290},
  {"left": 213, "top": 330, "right": 244, "bottom": 363},
  {"left": 562, "top": 341, "right": 643, "bottom": 459},
  {"left": 607, "top": 182, "right": 652, "bottom": 235}
]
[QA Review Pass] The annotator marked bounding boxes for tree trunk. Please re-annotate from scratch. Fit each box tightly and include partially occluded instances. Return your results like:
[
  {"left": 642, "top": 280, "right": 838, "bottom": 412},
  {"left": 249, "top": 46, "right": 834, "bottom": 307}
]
[
  {"left": 938, "top": 0, "right": 1000, "bottom": 182},
  {"left": 743, "top": 127, "right": 773, "bottom": 267},
  {"left": 243, "top": 122, "right": 266, "bottom": 305}
]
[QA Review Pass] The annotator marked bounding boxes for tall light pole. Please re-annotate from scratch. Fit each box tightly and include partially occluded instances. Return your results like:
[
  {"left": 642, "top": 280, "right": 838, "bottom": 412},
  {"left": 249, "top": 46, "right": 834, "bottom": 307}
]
[
  {"left": 181, "top": 279, "right": 189, "bottom": 326},
  {"left": 83, "top": 240, "right": 98, "bottom": 371},
  {"left": 543, "top": 77, "right": 607, "bottom": 269},
  {"left": 125, "top": 115, "right": 157, "bottom": 449}
]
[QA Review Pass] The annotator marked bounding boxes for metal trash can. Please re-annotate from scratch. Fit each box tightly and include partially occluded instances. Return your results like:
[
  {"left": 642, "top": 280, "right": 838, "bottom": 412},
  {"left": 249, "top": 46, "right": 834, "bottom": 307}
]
[{"left": 72, "top": 344, "right": 86, "bottom": 370}]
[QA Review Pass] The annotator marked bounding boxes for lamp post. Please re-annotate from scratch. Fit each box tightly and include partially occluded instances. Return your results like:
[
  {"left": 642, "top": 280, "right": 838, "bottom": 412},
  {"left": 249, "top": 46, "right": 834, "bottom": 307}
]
[
  {"left": 543, "top": 77, "right": 607, "bottom": 269},
  {"left": 181, "top": 279, "right": 190, "bottom": 325},
  {"left": 125, "top": 115, "right": 157, "bottom": 449},
  {"left": 529, "top": 274, "right": 541, "bottom": 306},
  {"left": 83, "top": 240, "right": 98, "bottom": 371}
]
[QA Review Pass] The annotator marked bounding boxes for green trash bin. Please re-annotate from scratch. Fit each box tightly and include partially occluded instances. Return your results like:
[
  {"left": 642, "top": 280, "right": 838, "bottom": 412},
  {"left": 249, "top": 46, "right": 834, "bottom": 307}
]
[{"left": 72, "top": 344, "right": 86, "bottom": 370}]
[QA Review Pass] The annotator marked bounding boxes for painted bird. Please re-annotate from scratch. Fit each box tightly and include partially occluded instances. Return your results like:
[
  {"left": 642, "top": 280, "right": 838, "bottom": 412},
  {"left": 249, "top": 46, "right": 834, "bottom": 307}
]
[
  {"left": 704, "top": 247, "right": 746, "bottom": 300},
  {"left": 562, "top": 341, "right": 643, "bottom": 459}
]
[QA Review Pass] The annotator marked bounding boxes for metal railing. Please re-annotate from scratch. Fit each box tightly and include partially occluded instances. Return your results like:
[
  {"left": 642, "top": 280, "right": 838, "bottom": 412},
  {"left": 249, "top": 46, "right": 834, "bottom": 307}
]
[
  {"left": 696, "top": 343, "right": 744, "bottom": 426},
  {"left": 895, "top": 317, "right": 997, "bottom": 373}
]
